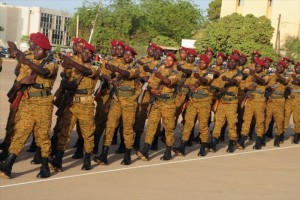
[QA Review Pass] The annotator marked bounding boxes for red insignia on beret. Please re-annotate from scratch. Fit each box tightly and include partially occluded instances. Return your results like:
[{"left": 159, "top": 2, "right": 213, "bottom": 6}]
[
  {"left": 125, "top": 45, "right": 137, "bottom": 55},
  {"left": 254, "top": 58, "right": 265, "bottom": 67}
]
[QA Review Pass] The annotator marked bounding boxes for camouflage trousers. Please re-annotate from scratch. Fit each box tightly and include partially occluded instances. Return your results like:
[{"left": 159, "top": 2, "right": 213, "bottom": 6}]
[
  {"left": 182, "top": 97, "right": 211, "bottom": 142},
  {"left": 94, "top": 94, "right": 110, "bottom": 137},
  {"left": 104, "top": 96, "right": 137, "bottom": 149},
  {"left": 9, "top": 95, "right": 53, "bottom": 157},
  {"left": 57, "top": 96, "right": 95, "bottom": 153},
  {"left": 284, "top": 95, "right": 300, "bottom": 133},
  {"left": 4, "top": 107, "right": 17, "bottom": 144},
  {"left": 145, "top": 99, "right": 176, "bottom": 146},
  {"left": 265, "top": 98, "right": 285, "bottom": 135}
]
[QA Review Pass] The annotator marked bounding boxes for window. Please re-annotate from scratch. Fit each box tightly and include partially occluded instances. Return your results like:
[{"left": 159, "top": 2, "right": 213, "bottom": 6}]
[{"left": 40, "top": 13, "right": 53, "bottom": 29}]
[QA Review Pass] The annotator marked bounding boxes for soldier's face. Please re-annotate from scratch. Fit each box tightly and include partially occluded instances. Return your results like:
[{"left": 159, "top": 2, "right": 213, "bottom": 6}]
[
  {"left": 72, "top": 44, "right": 77, "bottom": 54},
  {"left": 111, "top": 47, "right": 116, "bottom": 56},
  {"left": 153, "top": 49, "right": 162, "bottom": 60},
  {"left": 123, "top": 51, "right": 134, "bottom": 63},
  {"left": 179, "top": 50, "right": 187, "bottom": 60},
  {"left": 147, "top": 46, "right": 154, "bottom": 57},
  {"left": 187, "top": 54, "right": 195, "bottom": 63},
  {"left": 205, "top": 51, "right": 213, "bottom": 61},
  {"left": 264, "top": 61, "right": 271, "bottom": 69},
  {"left": 33, "top": 46, "right": 47, "bottom": 60},
  {"left": 276, "top": 64, "right": 284, "bottom": 73},
  {"left": 228, "top": 59, "right": 237, "bottom": 69},
  {"left": 81, "top": 48, "right": 93, "bottom": 62},
  {"left": 255, "top": 64, "right": 263, "bottom": 73},
  {"left": 216, "top": 56, "right": 224, "bottom": 66},
  {"left": 116, "top": 45, "right": 125, "bottom": 57},
  {"left": 199, "top": 60, "right": 208, "bottom": 70},
  {"left": 164, "top": 56, "right": 175, "bottom": 68},
  {"left": 239, "top": 57, "right": 246, "bottom": 66},
  {"left": 295, "top": 65, "right": 300, "bottom": 74},
  {"left": 76, "top": 42, "right": 84, "bottom": 53},
  {"left": 29, "top": 40, "right": 36, "bottom": 51}
]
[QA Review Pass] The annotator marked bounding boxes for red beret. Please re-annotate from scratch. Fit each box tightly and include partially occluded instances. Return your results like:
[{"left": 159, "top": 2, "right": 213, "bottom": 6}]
[
  {"left": 205, "top": 47, "right": 214, "bottom": 55},
  {"left": 166, "top": 52, "right": 177, "bottom": 61},
  {"left": 252, "top": 50, "right": 261, "bottom": 56},
  {"left": 240, "top": 53, "right": 248, "bottom": 62},
  {"left": 187, "top": 48, "right": 198, "bottom": 56},
  {"left": 278, "top": 60, "right": 288, "bottom": 68},
  {"left": 32, "top": 32, "right": 51, "bottom": 50},
  {"left": 111, "top": 40, "right": 117, "bottom": 47},
  {"left": 295, "top": 62, "right": 300, "bottom": 67},
  {"left": 200, "top": 54, "right": 210, "bottom": 64},
  {"left": 217, "top": 52, "right": 226, "bottom": 59},
  {"left": 179, "top": 46, "right": 189, "bottom": 52},
  {"left": 73, "top": 38, "right": 87, "bottom": 45},
  {"left": 151, "top": 43, "right": 164, "bottom": 52},
  {"left": 29, "top": 33, "right": 37, "bottom": 41},
  {"left": 115, "top": 40, "right": 126, "bottom": 48},
  {"left": 83, "top": 42, "right": 96, "bottom": 53},
  {"left": 281, "top": 57, "right": 291, "bottom": 62},
  {"left": 254, "top": 58, "right": 265, "bottom": 67},
  {"left": 228, "top": 55, "right": 239, "bottom": 61},
  {"left": 125, "top": 45, "right": 137, "bottom": 55},
  {"left": 232, "top": 49, "right": 240, "bottom": 55},
  {"left": 263, "top": 57, "right": 273, "bottom": 62}
]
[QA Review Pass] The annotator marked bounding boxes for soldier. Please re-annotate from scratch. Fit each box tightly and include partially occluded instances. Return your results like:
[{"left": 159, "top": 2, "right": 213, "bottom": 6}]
[
  {"left": 173, "top": 54, "right": 214, "bottom": 156},
  {"left": 210, "top": 55, "right": 243, "bottom": 153},
  {"left": 0, "top": 32, "right": 58, "bottom": 179},
  {"left": 237, "top": 58, "right": 270, "bottom": 149},
  {"left": 134, "top": 43, "right": 164, "bottom": 150},
  {"left": 178, "top": 46, "right": 188, "bottom": 65},
  {"left": 93, "top": 45, "right": 140, "bottom": 165},
  {"left": 205, "top": 47, "right": 214, "bottom": 64},
  {"left": 265, "top": 60, "right": 290, "bottom": 147},
  {"left": 50, "top": 42, "right": 99, "bottom": 171},
  {"left": 284, "top": 62, "right": 300, "bottom": 143},
  {"left": 137, "top": 52, "right": 178, "bottom": 161}
]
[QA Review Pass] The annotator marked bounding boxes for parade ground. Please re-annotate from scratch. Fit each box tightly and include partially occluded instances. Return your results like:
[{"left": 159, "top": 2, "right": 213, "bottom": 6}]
[{"left": 0, "top": 59, "right": 299, "bottom": 200}]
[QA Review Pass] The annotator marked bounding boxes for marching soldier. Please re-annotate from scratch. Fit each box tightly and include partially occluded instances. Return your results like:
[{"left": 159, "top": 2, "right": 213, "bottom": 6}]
[
  {"left": 93, "top": 45, "right": 140, "bottom": 165},
  {"left": 210, "top": 55, "right": 243, "bottom": 153},
  {"left": 0, "top": 32, "right": 58, "bottom": 179},
  {"left": 205, "top": 47, "right": 214, "bottom": 64},
  {"left": 237, "top": 58, "right": 270, "bottom": 149},
  {"left": 137, "top": 52, "right": 179, "bottom": 161},
  {"left": 265, "top": 60, "right": 290, "bottom": 147},
  {"left": 50, "top": 42, "right": 99, "bottom": 171},
  {"left": 178, "top": 46, "right": 188, "bottom": 65},
  {"left": 173, "top": 54, "right": 214, "bottom": 156}
]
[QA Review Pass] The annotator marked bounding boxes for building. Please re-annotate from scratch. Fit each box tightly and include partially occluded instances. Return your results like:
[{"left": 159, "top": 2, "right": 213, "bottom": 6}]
[
  {"left": 220, "top": 0, "right": 300, "bottom": 49},
  {"left": 0, "top": 3, "right": 73, "bottom": 49}
]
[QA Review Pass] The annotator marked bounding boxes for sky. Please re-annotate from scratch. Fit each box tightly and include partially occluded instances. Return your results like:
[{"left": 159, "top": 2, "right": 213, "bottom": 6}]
[{"left": 1, "top": 0, "right": 212, "bottom": 13}]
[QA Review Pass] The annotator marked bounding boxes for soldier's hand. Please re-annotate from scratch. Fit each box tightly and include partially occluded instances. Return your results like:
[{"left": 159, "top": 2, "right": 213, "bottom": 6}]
[
  {"left": 193, "top": 72, "right": 200, "bottom": 79},
  {"left": 249, "top": 69, "right": 255, "bottom": 76},
  {"left": 141, "top": 76, "right": 149, "bottom": 82},
  {"left": 154, "top": 71, "right": 163, "bottom": 79},
  {"left": 150, "top": 88, "right": 161, "bottom": 96},
  {"left": 176, "top": 63, "right": 182, "bottom": 71},
  {"left": 15, "top": 51, "right": 29, "bottom": 65},
  {"left": 143, "top": 65, "right": 151, "bottom": 73},
  {"left": 221, "top": 76, "right": 228, "bottom": 81},
  {"left": 61, "top": 55, "right": 73, "bottom": 66},
  {"left": 20, "top": 75, "right": 36, "bottom": 85}
]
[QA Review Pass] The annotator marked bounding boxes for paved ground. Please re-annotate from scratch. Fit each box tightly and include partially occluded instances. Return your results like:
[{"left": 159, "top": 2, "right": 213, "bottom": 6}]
[{"left": 0, "top": 59, "right": 300, "bottom": 200}]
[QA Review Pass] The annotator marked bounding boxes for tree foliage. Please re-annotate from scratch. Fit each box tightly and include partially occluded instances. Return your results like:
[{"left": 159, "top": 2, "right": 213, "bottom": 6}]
[
  {"left": 282, "top": 36, "right": 300, "bottom": 60},
  {"left": 195, "top": 13, "right": 278, "bottom": 60},
  {"left": 207, "top": 0, "right": 221, "bottom": 22}
]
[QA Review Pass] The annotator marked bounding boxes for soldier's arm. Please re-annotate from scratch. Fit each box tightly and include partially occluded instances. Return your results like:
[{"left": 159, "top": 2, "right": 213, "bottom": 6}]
[
  {"left": 275, "top": 72, "right": 288, "bottom": 85},
  {"left": 176, "top": 64, "right": 193, "bottom": 77},
  {"left": 21, "top": 57, "right": 51, "bottom": 76},
  {"left": 251, "top": 73, "right": 268, "bottom": 85},
  {"left": 154, "top": 71, "right": 171, "bottom": 85}
]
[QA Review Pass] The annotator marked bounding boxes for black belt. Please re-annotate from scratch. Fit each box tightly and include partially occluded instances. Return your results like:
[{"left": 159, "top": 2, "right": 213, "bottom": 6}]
[
  {"left": 76, "top": 89, "right": 88, "bottom": 94},
  {"left": 32, "top": 83, "right": 44, "bottom": 89},
  {"left": 28, "top": 90, "right": 52, "bottom": 98}
]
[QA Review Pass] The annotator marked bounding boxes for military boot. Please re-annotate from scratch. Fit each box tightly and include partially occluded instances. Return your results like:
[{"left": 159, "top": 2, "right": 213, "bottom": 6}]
[
  {"left": 82, "top": 153, "right": 92, "bottom": 170},
  {"left": 172, "top": 140, "right": 186, "bottom": 156},
  {"left": 253, "top": 136, "right": 263, "bottom": 150},
  {"left": 198, "top": 142, "right": 207, "bottom": 157},
  {"left": 274, "top": 135, "right": 281, "bottom": 147},
  {"left": 133, "top": 132, "right": 142, "bottom": 151},
  {"left": 160, "top": 146, "right": 172, "bottom": 160},
  {"left": 115, "top": 135, "right": 125, "bottom": 154},
  {"left": 0, "top": 153, "right": 17, "bottom": 179},
  {"left": 31, "top": 146, "right": 42, "bottom": 164},
  {"left": 150, "top": 134, "right": 159, "bottom": 150},
  {"left": 226, "top": 140, "right": 235, "bottom": 153},
  {"left": 292, "top": 133, "right": 300, "bottom": 144},
  {"left": 0, "top": 142, "right": 9, "bottom": 162},
  {"left": 72, "top": 139, "right": 84, "bottom": 159},
  {"left": 192, "top": 133, "right": 200, "bottom": 143},
  {"left": 279, "top": 133, "right": 285, "bottom": 143},
  {"left": 136, "top": 143, "right": 151, "bottom": 161},
  {"left": 207, "top": 137, "right": 218, "bottom": 152},
  {"left": 93, "top": 146, "right": 109, "bottom": 165},
  {"left": 27, "top": 135, "right": 37, "bottom": 152},
  {"left": 121, "top": 148, "right": 132, "bottom": 165},
  {"left": 50, "top": 132, "right": 59, "bottom": 157},
  {"left": 237, "top": 135, "right": 247, "bottom": 150},
  {"left": 93, "top": 134, "right": 101, "bottom": 154},
  {"left": 37, "top": 157, "right": 50, "bottom": 178},
  {"left": 49, "top": 150, "right": 64, "bottom": 172}
]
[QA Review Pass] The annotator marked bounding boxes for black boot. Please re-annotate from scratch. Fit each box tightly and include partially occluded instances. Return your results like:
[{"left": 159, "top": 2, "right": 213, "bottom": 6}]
[
  {"left": 112, "top": 129, "right": 118, "bottom": 145},
  {"left": 274, "top": 135, "right": 281, "bottom": 147},
  {"left": 136, "top": 143, "right": 150, "bottom": 161},
  {"left": 253, "top": 136, "right": 263, "bottom": 150},
  {"left": 150, "top": 134, "right": 159, "bottom": 150},
  {"left": 292, "top": 133, "right": 300, "bottom": 144},
  {"left": 220, "top": 124, "right": 227, "bottom": 141},
  {"left": 37, "top": 157, "right": 50, "bottom": 178},
  {"left": 237, "top": 135, "right": 247, "bottom": 150},
  {"left": 93, "top": 134, "right": 101, "bottom": 154},
  {"left": 226, "top": 140, "right": 235, "bottom": 153},
  {"left": 280, "top": 133, "right": 285, "bottom": 143},
  {"left": 198, "top": 142, "right": 207, "bottom": 156},
  {"left": 49, "top": 150, "right": 64, "bottom": 172},
  {"left": 93, "top": 146, "right": 109, "bottom": 165},
  {"left": 82, "top": 153, "right": 92, "bottom": 170},
  {"left": 133, "top": 133, "right": 142, "bottom": 151},
  {"left": 50, "top": 133, "right": 58, "bottom": 157},
  {"left": 207, "top": 137, "right": 218, "bottom": 152},
  {"left": 31, "top": 146, "right": 42, "bottom": 164},
  {"left": 121, "top": 148, "right": 132, "bottom": 165},
  {"left": 72, "top": 139, "right": 84, "bottom": 159},
  {"left": 172, "top": 140, "right": 186, "bottom": 156},
  {"left": 265, "top": 122, "right": 274, "bottom": 138},
  {"left": 160, "top": 146, "right": 172, "bottom": 160},
  {"left": 192, "top": 133, "right": 200, "bottom": 143},
  {"left": 0, "top": 142, "right": 9, "bottom": 162},
  {"left": 261, "top": 134, "right": 266, "bottom": 146},
  {"left": 0, "top": 153, "right": 17, "bottom": 179},
  {"left": 27, "top": 136, "right": 37, "bottom": 152}
]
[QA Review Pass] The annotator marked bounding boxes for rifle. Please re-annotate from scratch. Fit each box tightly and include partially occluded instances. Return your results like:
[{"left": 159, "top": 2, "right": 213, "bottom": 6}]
[
  {"left": 147, "top": 84, "right": 163, "bottom": 117},
  {"left": 10, "top": 51, "right": 55, "bottom": 110},
  {"left": 284, "top": 84, "right": 294, "bottom": 99},
  {"left": 265, "top": 82, "right": 279, "bottom": 101},
  {"left": 53, "top": 73, "right": 68, "bottom": 107},
  {"left": 241, "top": 83, "right": 258, "bottom": 109},
  {"left": 212, "top": 82, "right": 232, "bottom": 112},
  {"left": 94, "top": 73, "right": 116, "bottom": 102},
  {"left": 181, "top": 88, "right": 193, "bottom": 112}
]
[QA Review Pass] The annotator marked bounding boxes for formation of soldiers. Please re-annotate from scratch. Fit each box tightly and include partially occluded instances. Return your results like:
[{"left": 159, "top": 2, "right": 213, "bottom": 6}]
[{"left": 0, "top": 32, "right": 299, "bottom": 179}]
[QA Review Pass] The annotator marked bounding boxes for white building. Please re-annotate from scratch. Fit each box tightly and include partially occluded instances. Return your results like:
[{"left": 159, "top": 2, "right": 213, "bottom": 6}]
[
  {"left": 0, "top": 3, "right": 73, "bottom": 48},
  {"left": 220, "top": 0, "right": 300, "bottom": 49}
]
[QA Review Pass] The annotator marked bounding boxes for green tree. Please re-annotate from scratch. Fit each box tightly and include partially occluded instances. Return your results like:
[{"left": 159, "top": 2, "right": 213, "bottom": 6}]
[
  {"left": 152, "top": 35, "right": 179, "bottom": 47},
  {"left": 195, "top": 13, "right": 278, "bottom": 60},
  {"left": 282, "top": 36, "right": 300, "bottom": 60},
  {"left": 207, "top": 0, "right": 222, "bottom": 22}
]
